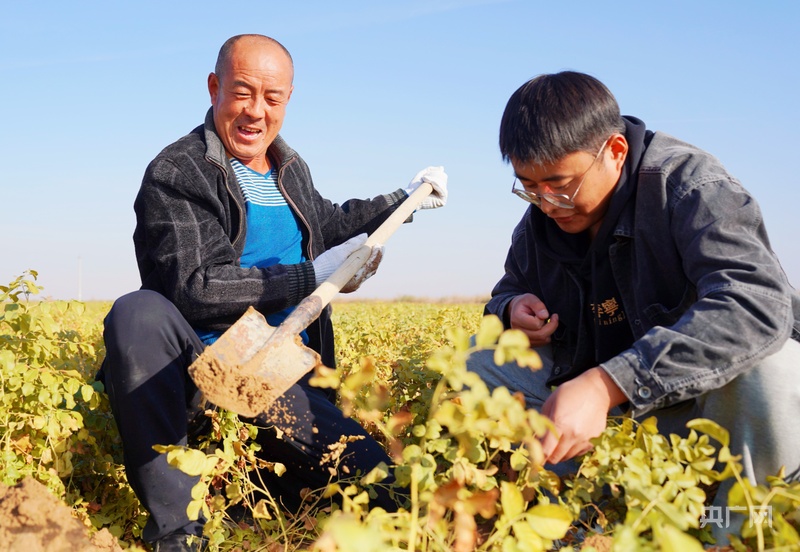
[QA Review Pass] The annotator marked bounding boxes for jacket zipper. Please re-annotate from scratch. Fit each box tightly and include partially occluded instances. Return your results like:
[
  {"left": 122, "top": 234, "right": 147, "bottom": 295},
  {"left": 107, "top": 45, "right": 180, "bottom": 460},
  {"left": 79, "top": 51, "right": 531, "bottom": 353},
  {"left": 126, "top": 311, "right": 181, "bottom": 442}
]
[
  {"left": 276, "top": 157, "right": 315, "bottom": 260},
  {"left": 208, "top": 156, "right": 245, "bottom": 249}
]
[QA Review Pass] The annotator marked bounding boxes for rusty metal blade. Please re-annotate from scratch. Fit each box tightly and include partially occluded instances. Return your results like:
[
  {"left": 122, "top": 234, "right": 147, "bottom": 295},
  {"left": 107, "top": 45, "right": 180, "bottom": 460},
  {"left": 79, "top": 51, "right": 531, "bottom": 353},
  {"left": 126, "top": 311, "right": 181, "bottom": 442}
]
[{"left": 189, "top": 305, "right": 322, "bottom": 417}]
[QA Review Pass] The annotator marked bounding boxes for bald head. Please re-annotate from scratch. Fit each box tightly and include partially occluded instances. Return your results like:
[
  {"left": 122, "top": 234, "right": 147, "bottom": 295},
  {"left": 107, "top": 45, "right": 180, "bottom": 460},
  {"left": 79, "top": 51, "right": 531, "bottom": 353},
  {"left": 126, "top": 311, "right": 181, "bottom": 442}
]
[{"left": 214, "top": 34, "right": 294, "bottom": 84}]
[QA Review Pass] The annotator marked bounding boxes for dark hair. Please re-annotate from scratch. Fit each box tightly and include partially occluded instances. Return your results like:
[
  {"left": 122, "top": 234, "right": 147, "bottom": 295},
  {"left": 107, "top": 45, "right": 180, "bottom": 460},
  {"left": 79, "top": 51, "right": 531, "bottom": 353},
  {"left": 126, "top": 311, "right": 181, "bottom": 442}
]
[
  {"left": 499, "top": 71, "right": 625, "bottom": 166},
  {"left": 215, "top": 34, "right": 294, "bottom": 82}
]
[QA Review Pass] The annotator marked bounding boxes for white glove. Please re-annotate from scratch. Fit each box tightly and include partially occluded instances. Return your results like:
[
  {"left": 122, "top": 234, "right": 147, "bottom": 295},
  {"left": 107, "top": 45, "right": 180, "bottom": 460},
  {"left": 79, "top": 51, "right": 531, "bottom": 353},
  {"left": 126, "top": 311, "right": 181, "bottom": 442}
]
[
  {"left": 404, "top": 166, "right": 448, "bottom": 209},
  {"left": 311, "top": 233, "right": 368, "bottom": 287},
  {"left": 341, "top": 245, "right": 384, "bottom": 293}
]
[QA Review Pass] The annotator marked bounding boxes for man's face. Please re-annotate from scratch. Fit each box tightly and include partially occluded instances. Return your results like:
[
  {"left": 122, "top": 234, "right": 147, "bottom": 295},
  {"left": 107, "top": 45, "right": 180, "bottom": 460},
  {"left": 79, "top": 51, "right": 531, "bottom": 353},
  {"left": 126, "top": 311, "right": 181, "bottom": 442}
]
[
  {"left": 208, "top": 38, "right": 294, "bottom": 173},
  {"left": 511, "top": 135, "right": 627, "bottom": 238}
]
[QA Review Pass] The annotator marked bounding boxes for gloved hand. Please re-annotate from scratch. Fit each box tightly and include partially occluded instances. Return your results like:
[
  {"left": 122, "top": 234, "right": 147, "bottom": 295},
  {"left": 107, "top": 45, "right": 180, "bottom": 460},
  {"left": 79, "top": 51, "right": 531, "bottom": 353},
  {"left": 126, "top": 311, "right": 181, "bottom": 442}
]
[
  {"left": 403, "top": 166, "right": 448, "bottom": 209},
  {"left": 311, "top": 234, "right": 368, "bottom": 287},
  {"left": 341, "top": 245, "right": 384, "bottom": 293}
]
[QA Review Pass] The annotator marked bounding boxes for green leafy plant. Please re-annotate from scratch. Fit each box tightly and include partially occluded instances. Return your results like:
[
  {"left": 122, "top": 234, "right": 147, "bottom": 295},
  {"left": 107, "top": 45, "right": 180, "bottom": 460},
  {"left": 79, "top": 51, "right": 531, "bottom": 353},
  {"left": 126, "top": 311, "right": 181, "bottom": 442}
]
[
  {"left": 2, "top": 272, "right": 799, "bottom": 551},
  {"left": 0, "top": 271, "right": 143, "bottom": 544}
]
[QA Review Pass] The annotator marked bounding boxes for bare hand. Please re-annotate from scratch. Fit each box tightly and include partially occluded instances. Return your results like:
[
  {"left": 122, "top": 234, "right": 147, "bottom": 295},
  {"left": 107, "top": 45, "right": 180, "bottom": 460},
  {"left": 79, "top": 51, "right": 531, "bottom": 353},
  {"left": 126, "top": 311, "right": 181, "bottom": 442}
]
[
  {"left": 507, "top": 293, "right": 559, "bottom": 347},
  {"left": 540, "top": 367, "right": 628, "bottom": 464}
]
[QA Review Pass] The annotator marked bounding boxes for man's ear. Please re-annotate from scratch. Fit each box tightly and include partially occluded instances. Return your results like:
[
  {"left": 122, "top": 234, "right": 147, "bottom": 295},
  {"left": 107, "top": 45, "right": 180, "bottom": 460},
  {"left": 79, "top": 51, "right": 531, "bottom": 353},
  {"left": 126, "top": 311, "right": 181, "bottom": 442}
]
[
  {"left": 208, "top": 72, "right": 219, "bottom": 104},
  {"left": 608, "top": 133, "right": 629, "bottom": 170}
]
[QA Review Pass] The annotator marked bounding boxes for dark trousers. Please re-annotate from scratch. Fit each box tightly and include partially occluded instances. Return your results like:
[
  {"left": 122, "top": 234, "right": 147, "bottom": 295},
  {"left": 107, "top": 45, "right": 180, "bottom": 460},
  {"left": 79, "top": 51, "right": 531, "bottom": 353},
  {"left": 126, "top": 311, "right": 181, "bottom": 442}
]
[{"left": 101, "top": 290, "right": 394, "bottom": 542}]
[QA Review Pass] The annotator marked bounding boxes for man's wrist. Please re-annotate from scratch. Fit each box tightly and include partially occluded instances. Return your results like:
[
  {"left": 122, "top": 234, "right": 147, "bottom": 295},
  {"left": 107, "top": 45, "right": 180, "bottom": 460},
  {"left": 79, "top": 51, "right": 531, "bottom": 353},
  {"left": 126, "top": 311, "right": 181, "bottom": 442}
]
[{"left": 586, "top": 367, "right": 628, "bottom": 409}]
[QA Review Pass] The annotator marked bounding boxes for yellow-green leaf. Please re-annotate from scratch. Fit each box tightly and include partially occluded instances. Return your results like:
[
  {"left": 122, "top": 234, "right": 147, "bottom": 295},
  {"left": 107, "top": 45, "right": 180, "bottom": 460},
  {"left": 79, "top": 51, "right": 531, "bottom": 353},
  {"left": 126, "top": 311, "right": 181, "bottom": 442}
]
[
  {"left": 80, "top": 384, "right": 94, "bottom": 402},
  {"left": 525, "top": 503, "right": 572, "bottom": 540},
  {"left": 252, "top": 499, "right": 272, "bottom": 519},
  {"left": 653, "top": 521, "right": 704, "bottom": 552},
  {"left": 686, "top": 418, "right": 729, "bottom": 447},
  {"left": 501, "top": 481, "right": 525, "bottom": 518},
  {"left": 511, "top": 521, "right": 545, "bottom": 551},
  {"left": 361, "top": 462, "right": 389, "bottom": 485},
  {"left": 476, "top": 315, "right": 504, "bottom": 348},
  {"left": 497, "top": 328, "right": 530, "bottom": 350},
  {"left": 225, "top": 482, "right": 243, "bottom": 504},
  {"left": 186, "top": 499, "right": 203, "bottom": 521},
  {"left": 167, "top": 447, "right": 207, "bottom": 476}
]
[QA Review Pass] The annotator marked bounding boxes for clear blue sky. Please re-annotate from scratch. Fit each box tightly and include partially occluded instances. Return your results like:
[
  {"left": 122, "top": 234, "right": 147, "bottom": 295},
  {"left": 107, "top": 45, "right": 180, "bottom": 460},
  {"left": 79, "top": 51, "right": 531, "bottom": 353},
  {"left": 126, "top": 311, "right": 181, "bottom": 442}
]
[{"left": 2, "top": 1, "right": 798, "bottom": 301}]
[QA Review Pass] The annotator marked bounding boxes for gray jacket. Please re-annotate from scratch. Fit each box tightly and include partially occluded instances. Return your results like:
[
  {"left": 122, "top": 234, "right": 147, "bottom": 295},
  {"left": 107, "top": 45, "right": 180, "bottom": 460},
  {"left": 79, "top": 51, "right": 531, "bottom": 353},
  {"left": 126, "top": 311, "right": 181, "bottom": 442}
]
[
  {"left": 486, "top": 131, "right": 800, "bottom": 414},
  {"left": 133, "top": 109, "right": 407, "bottom": 366}
]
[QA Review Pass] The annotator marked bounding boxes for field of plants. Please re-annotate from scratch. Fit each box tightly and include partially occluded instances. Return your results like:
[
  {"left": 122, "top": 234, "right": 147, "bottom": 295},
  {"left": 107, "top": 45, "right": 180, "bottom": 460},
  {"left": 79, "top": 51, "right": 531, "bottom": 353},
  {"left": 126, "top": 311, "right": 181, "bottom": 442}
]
[{"left": 2, "top": 270, "right": 800, "bottom": 551}]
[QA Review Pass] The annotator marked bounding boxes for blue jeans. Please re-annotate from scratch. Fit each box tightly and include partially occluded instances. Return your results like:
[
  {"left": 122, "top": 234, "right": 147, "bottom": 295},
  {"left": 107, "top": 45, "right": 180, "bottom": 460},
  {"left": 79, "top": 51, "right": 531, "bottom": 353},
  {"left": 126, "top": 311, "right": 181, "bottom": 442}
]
[{"left": 100, "top": 290, "right": 394, "bottom": 542}]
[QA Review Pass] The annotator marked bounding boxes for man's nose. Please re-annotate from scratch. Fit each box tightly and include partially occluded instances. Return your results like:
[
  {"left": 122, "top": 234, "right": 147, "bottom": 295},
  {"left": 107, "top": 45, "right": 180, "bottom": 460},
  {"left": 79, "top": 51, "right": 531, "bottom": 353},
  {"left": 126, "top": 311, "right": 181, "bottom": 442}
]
[
  {"left": 538, "top": 197, "right": 559, "bottom": 214},
  {"left": 243, "top": 95, "right": 265, "bottom": 116}
]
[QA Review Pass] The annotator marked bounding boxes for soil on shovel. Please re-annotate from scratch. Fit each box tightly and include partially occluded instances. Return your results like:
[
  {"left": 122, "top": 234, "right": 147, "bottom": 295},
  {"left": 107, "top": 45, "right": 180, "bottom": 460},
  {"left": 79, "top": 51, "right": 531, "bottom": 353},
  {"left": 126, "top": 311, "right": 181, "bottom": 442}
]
[
  {"left": 190, "top": 323, "right": 322, "bottom": 418},
  {"left": 190, "top": 351, "right": 274, "bottom": 417},
  {"left": 0, "top": 477, "right": 123, "bottom": 552}
]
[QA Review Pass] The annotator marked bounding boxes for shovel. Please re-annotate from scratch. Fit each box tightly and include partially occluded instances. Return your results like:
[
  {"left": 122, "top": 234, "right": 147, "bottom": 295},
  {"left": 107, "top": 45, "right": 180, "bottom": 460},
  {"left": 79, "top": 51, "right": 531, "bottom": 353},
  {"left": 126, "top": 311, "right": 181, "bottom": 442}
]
[{"left": 188, "top": 182, "right": 433, "bottom": 417}]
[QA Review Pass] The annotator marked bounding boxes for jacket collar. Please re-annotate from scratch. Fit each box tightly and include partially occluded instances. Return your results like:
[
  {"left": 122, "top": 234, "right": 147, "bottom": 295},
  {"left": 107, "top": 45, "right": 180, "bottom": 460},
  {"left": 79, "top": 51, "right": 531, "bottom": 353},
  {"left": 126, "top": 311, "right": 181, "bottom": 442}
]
[{"left": 203, "top": 108, "right": 228, "bottom": 167}]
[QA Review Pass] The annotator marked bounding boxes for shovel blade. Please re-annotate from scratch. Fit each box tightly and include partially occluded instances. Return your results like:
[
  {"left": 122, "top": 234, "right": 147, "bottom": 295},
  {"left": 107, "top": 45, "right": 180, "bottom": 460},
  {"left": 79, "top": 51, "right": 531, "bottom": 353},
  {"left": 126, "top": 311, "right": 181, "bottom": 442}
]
[{"left": 188, "top": 306, "right": 322, "bottom": 417}]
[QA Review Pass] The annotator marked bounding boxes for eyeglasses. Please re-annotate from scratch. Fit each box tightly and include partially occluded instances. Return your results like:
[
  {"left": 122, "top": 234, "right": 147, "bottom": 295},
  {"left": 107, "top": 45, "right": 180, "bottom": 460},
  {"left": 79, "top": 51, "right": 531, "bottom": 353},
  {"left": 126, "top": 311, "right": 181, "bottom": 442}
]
[{"left": 511, "top": 138, "right": 609, "bottom": 209}]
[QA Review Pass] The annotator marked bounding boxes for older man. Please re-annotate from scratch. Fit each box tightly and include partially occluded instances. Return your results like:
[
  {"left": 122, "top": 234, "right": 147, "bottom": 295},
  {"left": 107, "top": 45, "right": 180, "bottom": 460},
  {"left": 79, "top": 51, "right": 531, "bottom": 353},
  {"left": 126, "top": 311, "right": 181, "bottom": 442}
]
[{"left": 100, "top": 34, "right": 447, "bottom": 551}]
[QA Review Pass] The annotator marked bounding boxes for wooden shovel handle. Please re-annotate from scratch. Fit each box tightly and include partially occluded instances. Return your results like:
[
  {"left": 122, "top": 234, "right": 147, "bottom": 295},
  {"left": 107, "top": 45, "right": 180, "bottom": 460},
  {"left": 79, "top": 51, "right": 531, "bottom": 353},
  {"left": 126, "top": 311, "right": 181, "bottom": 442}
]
[
  {"left": 364, "top": 182, "right": 433, "bottom": 247},
  {"left": 278, "top": 182, "right": 433, "bottom": 337}
]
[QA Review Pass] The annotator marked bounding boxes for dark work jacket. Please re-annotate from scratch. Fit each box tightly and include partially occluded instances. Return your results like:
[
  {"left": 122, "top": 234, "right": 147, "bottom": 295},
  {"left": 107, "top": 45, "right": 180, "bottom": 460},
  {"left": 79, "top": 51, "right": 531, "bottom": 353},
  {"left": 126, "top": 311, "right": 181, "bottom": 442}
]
[
  {"left": 132, "top": 109, "right": 407, "bottom": 367},
  {"left": 485, "top": 117, "right": 800, "bottom": 414}
]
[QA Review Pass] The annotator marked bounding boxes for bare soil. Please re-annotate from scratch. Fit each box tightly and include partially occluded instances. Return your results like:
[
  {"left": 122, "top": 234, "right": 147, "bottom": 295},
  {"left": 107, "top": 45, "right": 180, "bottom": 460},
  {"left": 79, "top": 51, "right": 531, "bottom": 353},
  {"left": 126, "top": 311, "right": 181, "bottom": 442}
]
[{"left": 0, "top": 477, "right": 123, "bottom": 552}]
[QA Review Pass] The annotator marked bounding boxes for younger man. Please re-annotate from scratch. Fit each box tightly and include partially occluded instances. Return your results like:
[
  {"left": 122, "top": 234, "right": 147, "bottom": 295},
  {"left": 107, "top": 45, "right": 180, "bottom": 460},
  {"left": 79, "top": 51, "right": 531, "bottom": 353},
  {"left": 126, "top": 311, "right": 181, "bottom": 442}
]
[{"left": 472, "top": 71, "right": 800, "bottom": 508}]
